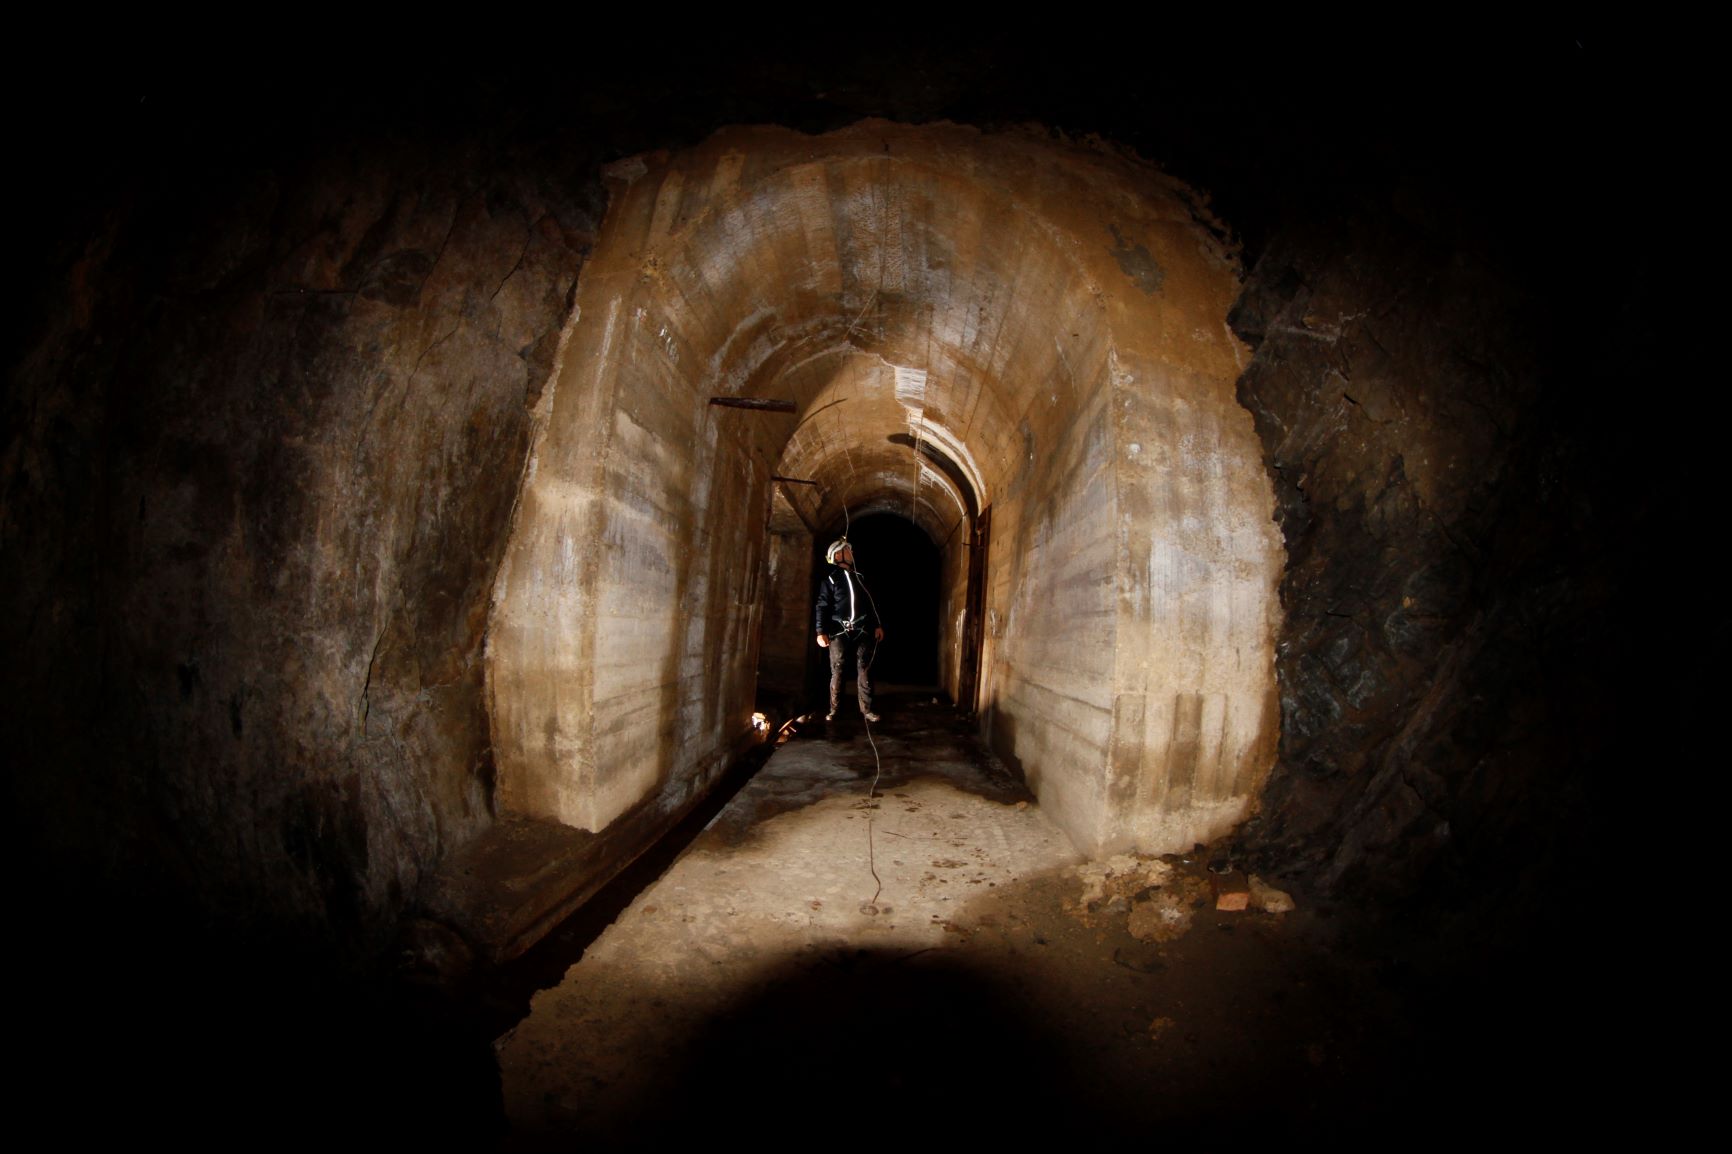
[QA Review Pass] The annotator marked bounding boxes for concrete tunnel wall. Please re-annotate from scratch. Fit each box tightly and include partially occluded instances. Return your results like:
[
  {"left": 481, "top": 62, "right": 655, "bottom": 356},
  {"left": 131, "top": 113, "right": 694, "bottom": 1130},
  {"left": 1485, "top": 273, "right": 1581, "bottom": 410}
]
[{"left": 487, "top": 122, "right": 1283, "bottom": 856}]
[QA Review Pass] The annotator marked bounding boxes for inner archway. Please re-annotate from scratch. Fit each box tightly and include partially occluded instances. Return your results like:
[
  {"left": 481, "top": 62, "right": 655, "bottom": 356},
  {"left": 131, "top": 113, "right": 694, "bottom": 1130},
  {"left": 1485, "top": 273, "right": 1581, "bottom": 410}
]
[
  {"left": 485, "top": 121, "right": 1283, "bottom": 858},
  {"left": 808, "top": 513, "right": 941, "bottom": 692}
]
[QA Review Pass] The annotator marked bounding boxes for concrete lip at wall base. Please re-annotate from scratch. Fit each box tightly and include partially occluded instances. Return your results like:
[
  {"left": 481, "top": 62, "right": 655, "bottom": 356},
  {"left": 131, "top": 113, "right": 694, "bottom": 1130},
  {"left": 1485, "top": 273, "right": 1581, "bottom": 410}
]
[{"left": 485, "top": 120, "right": 1283, "bottom": 862}]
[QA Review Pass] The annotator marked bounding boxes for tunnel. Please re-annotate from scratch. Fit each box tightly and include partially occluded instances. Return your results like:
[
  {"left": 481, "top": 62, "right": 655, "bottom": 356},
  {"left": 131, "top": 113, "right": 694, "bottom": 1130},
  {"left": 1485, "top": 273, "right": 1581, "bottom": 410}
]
[
  {"left": 5, "top": 35, "right": 1692, "bottom": 1146},
  {"left": 486, "top": 123, "right": 1281, "bottom": 857}
]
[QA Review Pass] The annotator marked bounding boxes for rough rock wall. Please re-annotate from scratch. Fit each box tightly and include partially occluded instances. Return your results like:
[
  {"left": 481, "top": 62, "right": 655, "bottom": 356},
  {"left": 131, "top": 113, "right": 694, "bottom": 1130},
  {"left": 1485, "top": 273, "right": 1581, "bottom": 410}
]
[
  {"left": 4, "top": 133, "right": 595, "bottom": 955},
  {"left": 1228, "top": 197, "right": 1623, "bottom": 911}
]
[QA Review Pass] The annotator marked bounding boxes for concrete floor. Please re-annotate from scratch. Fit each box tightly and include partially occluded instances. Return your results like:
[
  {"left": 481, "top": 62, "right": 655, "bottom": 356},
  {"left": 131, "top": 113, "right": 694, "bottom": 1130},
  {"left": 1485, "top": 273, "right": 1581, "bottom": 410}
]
[{"left": 493, "top": 692, "right": 1403, "bottom": 1149}]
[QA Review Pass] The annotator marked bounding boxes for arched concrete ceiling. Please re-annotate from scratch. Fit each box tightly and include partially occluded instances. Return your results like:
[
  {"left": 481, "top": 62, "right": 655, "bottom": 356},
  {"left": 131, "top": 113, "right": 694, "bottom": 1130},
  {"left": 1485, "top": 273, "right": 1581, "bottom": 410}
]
[
  {"left": 605, "top": 120, "right": 1237, "bottom": 536},
  {"left": 759, "top": 349, "right": 975, "bottom": 542}
]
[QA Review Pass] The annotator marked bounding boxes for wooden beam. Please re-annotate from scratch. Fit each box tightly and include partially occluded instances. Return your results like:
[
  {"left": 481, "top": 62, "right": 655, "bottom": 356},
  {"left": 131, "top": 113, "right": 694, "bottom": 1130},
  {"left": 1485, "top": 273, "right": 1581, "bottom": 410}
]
[{"left": 709, "top": 397, "right": 796, "bottom": 413}]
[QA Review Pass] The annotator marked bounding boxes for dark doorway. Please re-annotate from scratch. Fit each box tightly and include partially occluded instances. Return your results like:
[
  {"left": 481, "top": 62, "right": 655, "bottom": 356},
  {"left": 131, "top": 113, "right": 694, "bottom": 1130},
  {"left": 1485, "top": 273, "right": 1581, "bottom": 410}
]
[{"left": 812, "top": 513, "right": 940, "bottom": 689}]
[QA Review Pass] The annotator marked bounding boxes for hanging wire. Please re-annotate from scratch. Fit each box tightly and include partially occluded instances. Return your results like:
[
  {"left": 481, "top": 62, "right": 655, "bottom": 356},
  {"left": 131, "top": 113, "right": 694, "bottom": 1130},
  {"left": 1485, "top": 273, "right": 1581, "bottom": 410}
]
[{"left": 807, "top": 182, "right": 904, "bottom": 914}]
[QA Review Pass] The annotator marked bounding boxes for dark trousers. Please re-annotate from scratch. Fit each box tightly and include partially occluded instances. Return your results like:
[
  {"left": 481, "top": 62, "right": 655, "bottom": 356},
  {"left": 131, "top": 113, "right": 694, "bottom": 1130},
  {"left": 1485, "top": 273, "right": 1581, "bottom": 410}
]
[{"left": 827, "top": 631, "right": 876, "bottom": 715}]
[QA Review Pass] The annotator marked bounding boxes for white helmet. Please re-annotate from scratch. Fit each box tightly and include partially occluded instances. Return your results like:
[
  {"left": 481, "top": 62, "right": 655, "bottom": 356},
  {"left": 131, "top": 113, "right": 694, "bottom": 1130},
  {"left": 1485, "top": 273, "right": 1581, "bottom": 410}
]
[{"left": 826, "top": 538, "right": 850, "bottom": 564}]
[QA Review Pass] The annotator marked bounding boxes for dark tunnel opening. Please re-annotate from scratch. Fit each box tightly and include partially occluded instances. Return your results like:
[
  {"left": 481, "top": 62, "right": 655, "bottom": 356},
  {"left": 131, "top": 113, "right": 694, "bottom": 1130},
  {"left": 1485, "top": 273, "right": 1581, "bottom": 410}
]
[{"left": 806, "top": 513, "right": 942, "bottom": 706}]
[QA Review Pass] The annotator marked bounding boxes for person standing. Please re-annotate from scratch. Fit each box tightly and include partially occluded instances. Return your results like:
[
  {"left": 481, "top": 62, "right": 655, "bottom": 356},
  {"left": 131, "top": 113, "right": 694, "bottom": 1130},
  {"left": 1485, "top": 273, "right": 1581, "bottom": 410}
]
[{"left": 814, "top": 538, "right": 885, "bottom": 722}]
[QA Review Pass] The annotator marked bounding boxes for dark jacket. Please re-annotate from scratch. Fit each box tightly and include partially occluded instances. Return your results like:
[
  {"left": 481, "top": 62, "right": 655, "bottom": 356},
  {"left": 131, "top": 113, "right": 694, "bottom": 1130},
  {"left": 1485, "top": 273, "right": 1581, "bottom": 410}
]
[{"left": 814, "top": 566, "right": 880, "bottom": 636}]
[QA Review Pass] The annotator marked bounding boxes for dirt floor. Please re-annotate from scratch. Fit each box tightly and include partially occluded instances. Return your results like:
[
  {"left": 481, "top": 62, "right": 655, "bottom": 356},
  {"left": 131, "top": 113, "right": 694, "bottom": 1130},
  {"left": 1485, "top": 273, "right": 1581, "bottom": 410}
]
[
  {"left": 17, "top": 694, "right": 1638, "bottom": 1150},
  {"left": 485, "top": 693, "right": 1445, "bottom": 1149}
]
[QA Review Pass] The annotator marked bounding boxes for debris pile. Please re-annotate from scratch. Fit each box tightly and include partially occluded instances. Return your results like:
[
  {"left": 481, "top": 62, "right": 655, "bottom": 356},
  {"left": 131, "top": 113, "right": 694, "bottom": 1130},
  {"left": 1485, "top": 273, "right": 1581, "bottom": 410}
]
[{"left": 1066, "top": 847, "right": 1297, "bottom": 944}]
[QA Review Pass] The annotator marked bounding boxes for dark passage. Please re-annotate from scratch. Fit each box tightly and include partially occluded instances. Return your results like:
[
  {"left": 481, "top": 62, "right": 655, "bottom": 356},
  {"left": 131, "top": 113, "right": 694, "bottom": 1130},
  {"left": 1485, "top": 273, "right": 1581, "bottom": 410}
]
[{"left": 816, "top": 513, "right": 940, "bottom": 688}]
